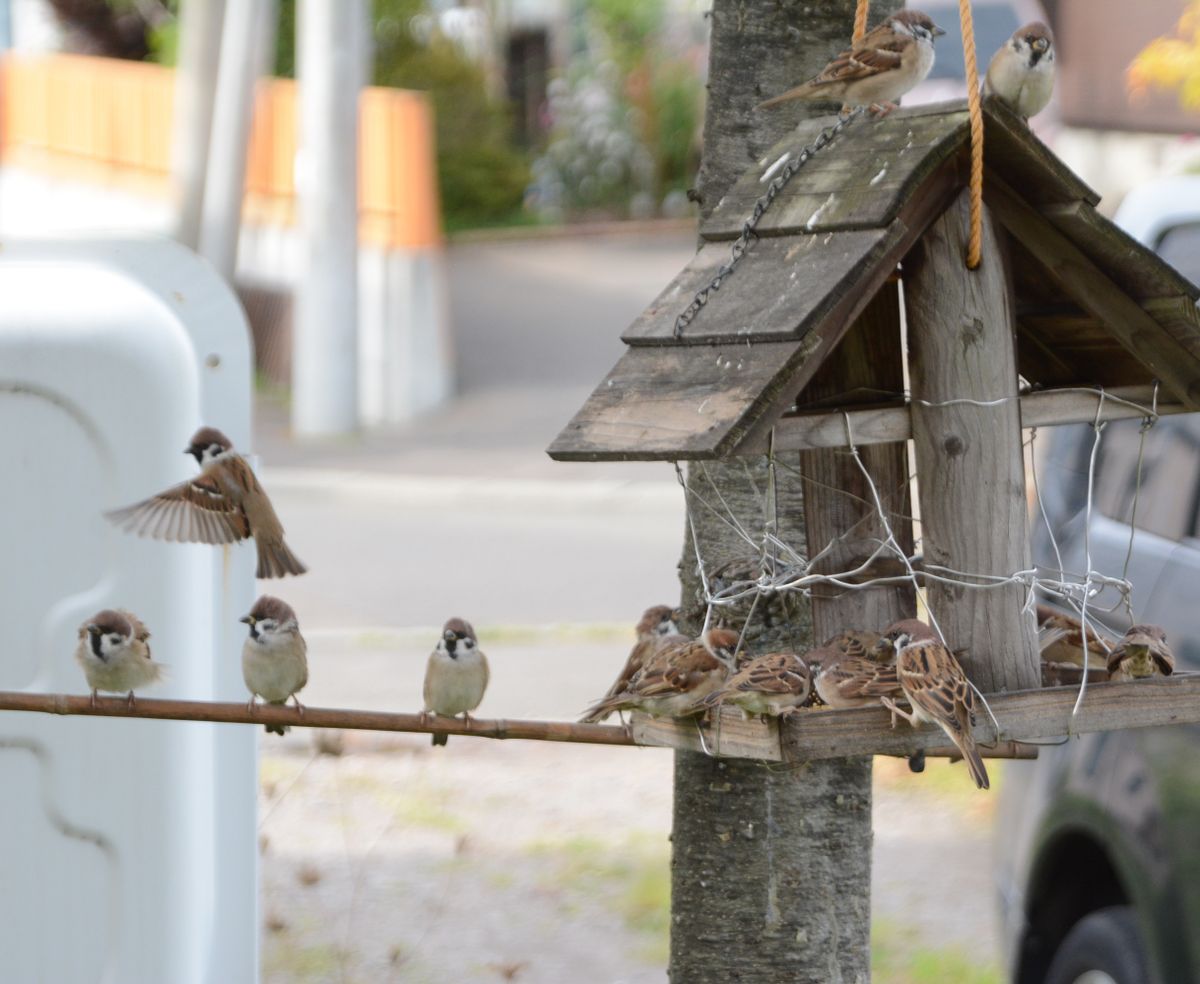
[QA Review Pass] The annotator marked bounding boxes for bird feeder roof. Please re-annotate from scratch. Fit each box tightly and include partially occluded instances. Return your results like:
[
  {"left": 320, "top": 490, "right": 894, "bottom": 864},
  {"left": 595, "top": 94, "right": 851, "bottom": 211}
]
[{"left": 549, "top": 97, "right": 1200, "bottom": 461}]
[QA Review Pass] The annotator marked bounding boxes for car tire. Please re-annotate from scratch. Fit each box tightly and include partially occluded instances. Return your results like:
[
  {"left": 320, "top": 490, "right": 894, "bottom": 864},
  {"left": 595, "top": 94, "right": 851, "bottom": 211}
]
[{"left": 1044, "top": 906, "right": 1152, "bottom": 984}]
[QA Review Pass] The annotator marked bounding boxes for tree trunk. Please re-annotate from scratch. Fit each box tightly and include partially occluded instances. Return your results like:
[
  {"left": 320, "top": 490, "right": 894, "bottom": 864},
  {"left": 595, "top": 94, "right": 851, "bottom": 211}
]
[{"left": 670, "top": 3, "right": 901, "bottom": 981}]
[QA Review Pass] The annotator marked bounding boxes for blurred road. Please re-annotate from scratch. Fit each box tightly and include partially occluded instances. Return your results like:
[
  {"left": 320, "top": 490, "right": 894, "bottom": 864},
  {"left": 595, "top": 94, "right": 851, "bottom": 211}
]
[{"left": 256, "top": 225, "right": 697, "bottom": 634}]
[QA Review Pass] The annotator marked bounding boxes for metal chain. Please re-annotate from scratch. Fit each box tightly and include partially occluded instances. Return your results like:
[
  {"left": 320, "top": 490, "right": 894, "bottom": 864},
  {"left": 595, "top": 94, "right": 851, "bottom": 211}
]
[{"left": 674, "top": 106, "right": 866, "bottom": 338}]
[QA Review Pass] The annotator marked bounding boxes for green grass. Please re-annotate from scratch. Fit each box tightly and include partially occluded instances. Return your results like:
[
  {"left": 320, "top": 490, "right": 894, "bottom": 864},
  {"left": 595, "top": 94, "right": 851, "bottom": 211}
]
[
  {"left": 873, "top": 919, "right": 1002, "bottom": 984},
  {"left": 526, "top": 834, "right": 671, "bottom": 958}
]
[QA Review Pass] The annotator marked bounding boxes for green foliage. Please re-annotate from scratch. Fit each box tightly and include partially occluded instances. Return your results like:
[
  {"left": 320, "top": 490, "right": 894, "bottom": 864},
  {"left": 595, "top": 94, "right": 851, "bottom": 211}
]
[
  {"left": 270, "top": 0, "right": 529, "bottom": 228},
  {"left": 372, "top": 6, "right": 529, "bottom": 228},
  {"left": 530, "top": 0, "right": 702, "bottom": 219},
  {"left": 872, "top": 919, "right": 1002, "bottom": 984}
]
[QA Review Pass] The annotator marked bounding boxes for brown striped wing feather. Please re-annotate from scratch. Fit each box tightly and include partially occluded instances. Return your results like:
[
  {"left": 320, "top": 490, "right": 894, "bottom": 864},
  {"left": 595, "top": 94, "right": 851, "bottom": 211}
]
[{"left": 106, "top": 471, "right": 250, "bottom": 544}]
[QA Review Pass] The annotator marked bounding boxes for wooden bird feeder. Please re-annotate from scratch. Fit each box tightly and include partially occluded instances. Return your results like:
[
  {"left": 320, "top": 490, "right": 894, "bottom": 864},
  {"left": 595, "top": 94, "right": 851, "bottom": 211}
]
[{"left": 549, "top": 96, "right": 1200, "bottom": 762}]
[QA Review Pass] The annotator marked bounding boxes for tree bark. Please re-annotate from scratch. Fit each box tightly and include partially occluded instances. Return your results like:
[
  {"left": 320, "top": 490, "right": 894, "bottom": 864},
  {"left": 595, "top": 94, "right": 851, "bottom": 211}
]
[{"left": 670, "top": 3, "right": 901, "bottom": 981}]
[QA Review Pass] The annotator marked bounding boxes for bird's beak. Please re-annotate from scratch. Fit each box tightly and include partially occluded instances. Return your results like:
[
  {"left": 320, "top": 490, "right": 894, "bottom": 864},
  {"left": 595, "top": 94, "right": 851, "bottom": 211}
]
[
  {"left": 1034, "top": 37, "right": 1048, "bottom": 51},
  {"left": 933, "top": 25, "right": 946, "bottom": 36},
  {"left": 86, "top": 624, "right": 100, "bottom": 636},
  {"left": 240, "top": 615, "right": 254, "bottom": 625}
]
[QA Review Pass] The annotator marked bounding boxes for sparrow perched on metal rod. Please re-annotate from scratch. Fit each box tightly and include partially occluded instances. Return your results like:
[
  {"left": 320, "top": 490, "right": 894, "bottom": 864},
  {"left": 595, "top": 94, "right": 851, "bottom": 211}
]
[
  {"left": 984, "top": 21, "right": 1055, "bottom": 121},
  {"left": 585, "top": 628, "right": 739, "bottom": 720},
  {"left": 876, "top": 620, "right": 990, "bottom": 790},
  {"left": 75, "top": 608, "right": 163, "bottom": 707},
  {"left": 580, "top": 605, "right": 681, "bottom": 724},
  {"left": 423, "top": 618, "right": 490, "bottom": 747},
  {"left": 1106, "top": 625, "right": 1175, "bottom": 681},
  {"left": 697, "top": 651, "right": 812, "bottom": 720},
  {"left": 240, "top": 595, "right": 308, "bottom": 735},
  {"left": 758, "top": 10, "right": 945, "bottom": 115},
  {"left": 106, "top": 426, "right": 307, "bottom": 579}
]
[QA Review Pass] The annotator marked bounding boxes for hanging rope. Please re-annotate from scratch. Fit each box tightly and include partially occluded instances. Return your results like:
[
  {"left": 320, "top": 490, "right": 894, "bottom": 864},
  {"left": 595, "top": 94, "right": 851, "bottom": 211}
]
[
  {"left": 959, "top": 0, "right": 984, "bottom": 268},
  {"left": 853, "top": 0, "right": 871, "bottom": 42},
  {"left": 854, "top": 0, "right": 984, "bottom": 268}
]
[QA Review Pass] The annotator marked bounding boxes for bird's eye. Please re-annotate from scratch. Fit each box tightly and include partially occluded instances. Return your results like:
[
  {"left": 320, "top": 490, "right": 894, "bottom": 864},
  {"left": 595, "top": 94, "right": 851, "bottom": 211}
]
[
  {"left": 260, "top": 620, "right": 275, "bottom": 631},
  {"left": 108, "top": 634, "right": 123, "bottom": 645}
]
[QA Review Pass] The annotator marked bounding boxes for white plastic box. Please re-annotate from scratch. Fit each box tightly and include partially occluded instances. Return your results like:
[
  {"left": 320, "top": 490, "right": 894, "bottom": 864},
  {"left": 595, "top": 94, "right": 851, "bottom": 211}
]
[{"left": 0, "top": 238, "right": 258, "bottom": 983}]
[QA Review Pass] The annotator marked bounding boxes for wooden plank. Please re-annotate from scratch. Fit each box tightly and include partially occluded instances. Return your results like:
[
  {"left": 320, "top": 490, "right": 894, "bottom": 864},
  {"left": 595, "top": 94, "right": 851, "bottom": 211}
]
[
  {"left": 763, "top": 384, "right": 1184, "bottom": 452},
  {"left": 634, "top": 708, "right": 1038, "bottom": 761},
  {"left": 703, "top": 105, "right": 967, "bottom": 238},
  {"left": 906, "top": 189, "right": 1041, "bottom": 694},
  {"left": 547, "top": 340, "right": 807, "bottom": 461},
  {"left": 988, "top": 175, "right": 1200, "bottom": 410},
  {"left": 1044, "top": 201, "right": 1200, "bottom": 301},
  {"left": 632, "top": 708, "right": 784, "bottom": 761},
  {"left": 779, "top": 674, "right": 1200, "bottom": 761},
  {"left": 730, "top": 157, "right": 964, "bottom": 454},
  {"left": 796, "top": 283, "right": 916, "bottom": 619},
  {"left": 622, "top": 225, "right": 907, "bottom": 345},
  {"left": 1144, "top": 295, "right": 1200, "bottom": 363},
  {"left": 982, "top": 94, "right": 1100, "bottom": 206}
]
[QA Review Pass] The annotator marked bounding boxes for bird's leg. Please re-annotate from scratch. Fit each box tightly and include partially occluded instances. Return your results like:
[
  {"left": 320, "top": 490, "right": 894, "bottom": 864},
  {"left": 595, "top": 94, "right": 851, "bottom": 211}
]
[
  {"left": 290, "top": 693, "right": 305, "bottom": 717},
  {"left": 880, "top": 696, "right": 917, "bottom": 728},
  {"left": 461, "top": 711, "right": 474, "bottom": 727},
  {"left": 869, "top": 101, "right": 898, "bottom": 117},
  {"left": 90, "top": 689, "right": 99, "bottom": 709},
  {"left": 126, "top": 690, "right": 137, "bottom": 710},
  {"left": 247, "top": 695, "right": 257, "bottom": 716}
]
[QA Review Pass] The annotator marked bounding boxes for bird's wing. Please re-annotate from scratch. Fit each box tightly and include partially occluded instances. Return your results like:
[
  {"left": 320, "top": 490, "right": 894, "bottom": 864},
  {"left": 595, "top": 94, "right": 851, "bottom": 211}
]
[
  {"left": 106, "top": 472, "right": 250, "bottom": 544},
  {"left": 897, "top": 642, "right": 975, "bottom": 726},
  {"left": 825, "top": 656, "right": 901, "bottom": 700},
  {"left": 733, "top": 653, "right": 809, "bottom": 696},
  {"left": 808, "top": 34, "right": 909, "bottom": 87},
  {"left": 636, "top": 645, "right": 722, "bottom": 697}
]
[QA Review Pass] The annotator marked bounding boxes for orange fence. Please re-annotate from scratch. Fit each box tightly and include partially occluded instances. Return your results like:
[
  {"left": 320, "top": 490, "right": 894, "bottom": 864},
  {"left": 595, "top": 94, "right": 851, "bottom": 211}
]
[{"left": 0, "top": 53, "right": 441, "bottom": 249}]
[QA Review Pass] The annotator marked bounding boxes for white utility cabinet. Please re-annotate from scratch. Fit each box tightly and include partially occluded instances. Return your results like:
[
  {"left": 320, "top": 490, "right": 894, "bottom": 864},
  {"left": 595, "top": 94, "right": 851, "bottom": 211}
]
[{"left": 0, "top": 238, "right": 258, "bottom": 983}]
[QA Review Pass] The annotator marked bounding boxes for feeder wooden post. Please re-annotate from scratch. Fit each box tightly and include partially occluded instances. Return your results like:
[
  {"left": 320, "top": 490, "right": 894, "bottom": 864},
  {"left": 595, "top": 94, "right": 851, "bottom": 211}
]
[
  {"left": 668, "top": 2, "right": 900, "bottom": 981},
  {"left": 905, "top": 190, "right": 1041, "bottom": 693}
]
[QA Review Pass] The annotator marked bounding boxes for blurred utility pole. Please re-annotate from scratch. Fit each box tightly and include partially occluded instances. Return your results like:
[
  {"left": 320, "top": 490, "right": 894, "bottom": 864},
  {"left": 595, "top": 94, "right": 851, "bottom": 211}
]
[
  {"left": 171, "top": 0, "right": 226, "bottom": 250},
  {"left": 198, "top": 0, "right": 278, "bottom": 281},
  {"left": 293, "top": 0, "right": 368, "bottom": 436}
]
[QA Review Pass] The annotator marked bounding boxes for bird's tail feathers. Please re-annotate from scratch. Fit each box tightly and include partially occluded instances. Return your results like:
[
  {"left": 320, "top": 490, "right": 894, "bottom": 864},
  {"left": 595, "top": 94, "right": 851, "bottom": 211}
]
[
  {"left": 265, "top": 723, "right": 289, "bottom": 736},
  {"left": 955, "top": 729, "right": 990, "bottom": 790},
  {"left": 257, "top": 538, "right": 308, "bottom": 579},
  {"left": 431, "top": 732, "right": 448, "bottom": 747},
  {"left": 757, "top": 83, "right": 822, "bottom": 110}
]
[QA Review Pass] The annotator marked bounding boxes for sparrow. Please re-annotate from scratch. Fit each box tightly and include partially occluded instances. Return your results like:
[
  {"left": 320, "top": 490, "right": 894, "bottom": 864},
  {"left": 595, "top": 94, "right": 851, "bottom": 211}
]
[
  {"left": 1106, "top": 624, "right": 1175, "bottom": 681},
  {"left": 106, "top": 426, "right": 306, "bottom": 579},
  {"left": 877, "top": 622, "right": 990, "bottom": 790},
  {"left": 586, "top": 628, "right": 739, "bottom": 719},
  {"left": 698, "top": 651, "right": 812, "bottom": 719},
  {"left": 580, "top": 604, "right": 680, "bottom": 724},
  {"left": 758, "top": 10, "right": 945, "bottom": 115},
  {"left": 983, "top": 21, "right": 1055, "bottom": 120},
  {"left": 1037, "top": 605, "right": 1110, "bottom": 671},
  {"left": 423, "top": 618, "right": 490, "bottom": 746},
  {"left": 75, "top": 608, "right": 163, "bottom": 706},
  {"left": 812, "top": 630, "right": 904, "bottom": 709},
  {"left": 240, "top": 595, "right": 308, "bottom": 735}
]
